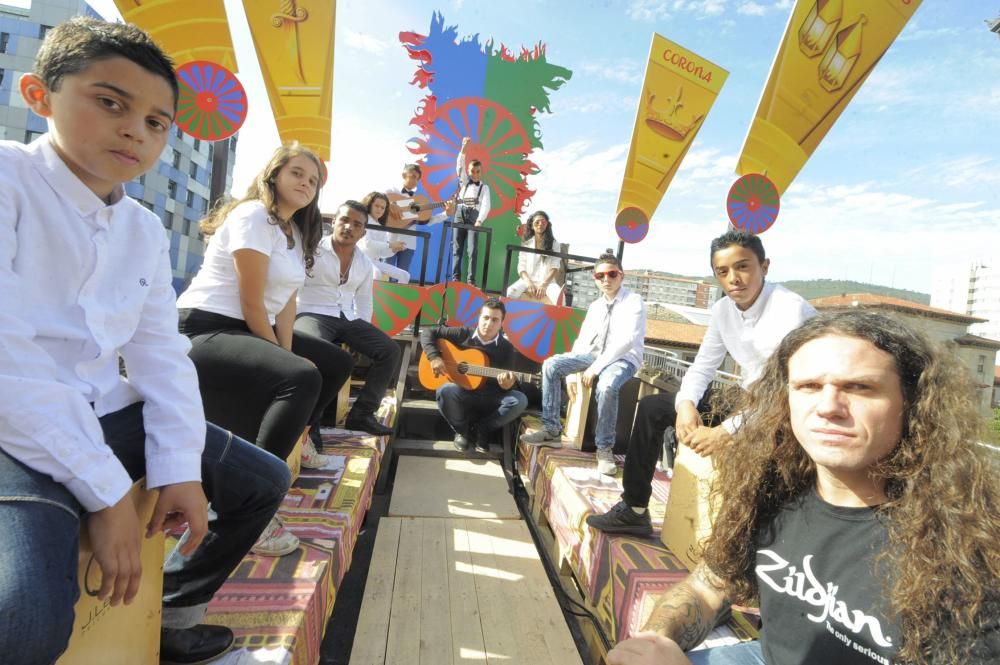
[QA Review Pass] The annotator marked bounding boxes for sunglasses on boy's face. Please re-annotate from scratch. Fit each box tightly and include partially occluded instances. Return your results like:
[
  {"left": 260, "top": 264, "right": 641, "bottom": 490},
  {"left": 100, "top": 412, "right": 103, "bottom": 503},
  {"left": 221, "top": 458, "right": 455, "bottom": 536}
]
[{"left": 593, "top": 270, "right": 621, "bottom": 281}]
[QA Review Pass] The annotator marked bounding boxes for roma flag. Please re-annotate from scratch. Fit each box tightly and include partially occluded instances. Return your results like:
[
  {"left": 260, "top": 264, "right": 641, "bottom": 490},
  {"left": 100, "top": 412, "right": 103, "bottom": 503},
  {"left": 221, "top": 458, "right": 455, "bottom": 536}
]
[
  {"left": 401, "top": 12, "right": 572, "bottom": 289},
  {"left": 616, "top": 35, "right": 728, "bottom": 243},
  {"left": 737, "top": 0, "right": 922, "bottom": 194}
]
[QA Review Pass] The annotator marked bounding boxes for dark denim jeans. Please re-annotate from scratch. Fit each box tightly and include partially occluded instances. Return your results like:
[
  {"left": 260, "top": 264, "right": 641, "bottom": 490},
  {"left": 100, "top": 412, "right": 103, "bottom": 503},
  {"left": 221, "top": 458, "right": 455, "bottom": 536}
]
[
  {"left": 435, "top": 383, "right": 527, "bottom": 443},
  {"left": 0, "top": 402, "right": 290, "bottom": 664}
]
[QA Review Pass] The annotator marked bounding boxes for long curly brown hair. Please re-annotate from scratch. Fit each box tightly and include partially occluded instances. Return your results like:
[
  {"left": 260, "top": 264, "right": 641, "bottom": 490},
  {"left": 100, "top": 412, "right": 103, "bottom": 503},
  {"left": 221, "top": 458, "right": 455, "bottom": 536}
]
[
  {"left": 701, "top": 310, "right": 999, "bottom": 664},
  {"left": 199, "top": 142, "right": 324, "bottom": 272}
]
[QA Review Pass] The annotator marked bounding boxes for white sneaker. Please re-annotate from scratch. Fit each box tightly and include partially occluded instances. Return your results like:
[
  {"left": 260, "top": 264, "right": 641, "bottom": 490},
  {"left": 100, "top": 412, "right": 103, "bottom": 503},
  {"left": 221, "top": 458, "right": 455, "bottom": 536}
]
[
  {"left": 301, "top": 438, "right": 331, "bottom": 469},
  {"left": 251, "top": 515, "right": 299, "bottom": 556},
  {"left": 596, "top": 448, "right": 617, "bottom": 476}
]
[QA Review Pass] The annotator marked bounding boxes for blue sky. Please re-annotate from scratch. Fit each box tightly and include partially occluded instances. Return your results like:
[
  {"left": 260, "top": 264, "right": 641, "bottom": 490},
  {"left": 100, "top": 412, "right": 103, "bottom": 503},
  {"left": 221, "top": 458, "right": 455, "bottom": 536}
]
[{"left": 87, "top": 0, "right": 1000, "bottom": 293}]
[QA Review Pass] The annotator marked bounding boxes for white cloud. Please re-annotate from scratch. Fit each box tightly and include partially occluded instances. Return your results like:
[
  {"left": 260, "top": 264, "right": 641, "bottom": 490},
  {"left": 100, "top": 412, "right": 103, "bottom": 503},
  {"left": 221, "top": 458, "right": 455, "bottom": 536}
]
[
  {"left": 579, "top": 58, "right": 644, "bottom": 85},
  {"left": 343, "top": 29, "right": 392, "bottom": 56},
  {"left": 627, "top": 0, "right": 726, "bottom": 22},
  {"left": 736, "top": 2, "right": 767, "bottom": 17}
]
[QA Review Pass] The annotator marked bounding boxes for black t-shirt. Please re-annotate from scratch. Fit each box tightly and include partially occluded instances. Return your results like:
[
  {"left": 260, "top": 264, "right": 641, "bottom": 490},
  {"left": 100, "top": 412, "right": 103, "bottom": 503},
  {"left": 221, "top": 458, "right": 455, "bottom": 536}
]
[{"left": 754, "top": 489, "right": 901, "bottom": 665}]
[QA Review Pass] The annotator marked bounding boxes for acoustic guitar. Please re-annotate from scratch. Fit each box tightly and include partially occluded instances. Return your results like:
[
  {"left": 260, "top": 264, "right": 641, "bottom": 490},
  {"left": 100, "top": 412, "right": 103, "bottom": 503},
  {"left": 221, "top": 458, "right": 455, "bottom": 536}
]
[
  {"left": 386, "top": 192, "right": 454, "bottom": 230},
  {"left": 418, "top": 340, "right": 539, "bottom": 391}
]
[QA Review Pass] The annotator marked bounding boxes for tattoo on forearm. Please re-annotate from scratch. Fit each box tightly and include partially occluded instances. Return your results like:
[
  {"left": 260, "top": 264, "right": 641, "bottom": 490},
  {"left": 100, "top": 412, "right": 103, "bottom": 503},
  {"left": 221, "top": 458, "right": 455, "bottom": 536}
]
[{"left": 642, "top": 571, "right": 731, "bottom": 651}]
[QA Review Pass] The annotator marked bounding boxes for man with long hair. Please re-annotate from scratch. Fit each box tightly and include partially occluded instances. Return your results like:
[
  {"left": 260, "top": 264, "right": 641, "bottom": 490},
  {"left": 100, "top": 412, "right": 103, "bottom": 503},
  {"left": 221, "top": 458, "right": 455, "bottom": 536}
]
[{"left": 607, "top": 311, "right": 999, "bottom": 665}]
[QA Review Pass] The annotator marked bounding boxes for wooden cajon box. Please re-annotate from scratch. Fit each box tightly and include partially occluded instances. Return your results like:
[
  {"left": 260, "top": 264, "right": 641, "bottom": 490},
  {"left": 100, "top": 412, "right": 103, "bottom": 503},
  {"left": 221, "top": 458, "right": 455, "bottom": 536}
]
[
  {"left": 287, "top": 430, "right": 305, "bottom": 484},
  {"left": 58, "top": 481, "right": 163, "bottom": 665},
  {"left": 562, "top": 375, "right": 591, "bottom": 449},
  {"left": 660, "top": 444, "right": 719, "bottom": 571}
]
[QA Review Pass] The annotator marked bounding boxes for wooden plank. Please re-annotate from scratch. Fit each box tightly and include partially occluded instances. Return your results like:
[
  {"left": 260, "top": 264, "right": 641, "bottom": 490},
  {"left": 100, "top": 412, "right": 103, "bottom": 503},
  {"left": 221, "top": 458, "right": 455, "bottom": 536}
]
[
  {"left": 466, "top": 520, "right": 523, "bottom": 664},
  {"left": 389, "top": 457, "right": 519, "bottom": 519},
  {"left": 487, "top": 521, "right": 583, "bottom": 665},
  {"left": 447, "top": 519, "right": 486, "bottom": 664},
  {"left": 419, "top": 518, "right": 453, "bottom": 664},
  {"left": 350, "top": 517, "right": 402, "bottom": 665},
  {"left": 385, "top": 518, "right": 422, "bottom": 665}
]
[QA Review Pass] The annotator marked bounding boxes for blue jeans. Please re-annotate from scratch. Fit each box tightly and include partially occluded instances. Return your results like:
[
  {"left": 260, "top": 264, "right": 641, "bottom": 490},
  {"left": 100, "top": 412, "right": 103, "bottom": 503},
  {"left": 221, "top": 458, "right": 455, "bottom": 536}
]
[
  {"left": 687, "top": 641, "right": 764, "bottom": 664},
  {"left": 436, "top": 383, "right": 528, "bottom": 442},
  {"left": 0, "top": 402, "right": 290, "bottom": 665},
  {"left": 389, "top": 248, "right": 415, "bottom": 277},
  {"left": 540, "top": 353, "right": 637, "bottom": 449}
]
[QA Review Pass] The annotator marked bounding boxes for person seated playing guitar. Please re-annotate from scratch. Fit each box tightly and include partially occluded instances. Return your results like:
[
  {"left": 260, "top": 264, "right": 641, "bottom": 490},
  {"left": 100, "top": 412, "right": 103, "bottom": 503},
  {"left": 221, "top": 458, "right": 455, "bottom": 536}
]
[
  {"left": 419, "top": 298, "right": 528, "bottom": 453},
  {"left": 385, "top": 163, "right": 455, "bottom": 277}
]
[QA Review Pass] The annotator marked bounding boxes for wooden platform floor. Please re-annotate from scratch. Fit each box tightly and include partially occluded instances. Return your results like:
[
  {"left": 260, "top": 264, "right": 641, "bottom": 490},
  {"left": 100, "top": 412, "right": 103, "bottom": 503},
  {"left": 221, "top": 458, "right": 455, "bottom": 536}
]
[
  {"left": 350, "top": 516, "right": 582, "bottom": 665},
  {"left": 389, "top": 456, "right": 520, "bottom": 519}
]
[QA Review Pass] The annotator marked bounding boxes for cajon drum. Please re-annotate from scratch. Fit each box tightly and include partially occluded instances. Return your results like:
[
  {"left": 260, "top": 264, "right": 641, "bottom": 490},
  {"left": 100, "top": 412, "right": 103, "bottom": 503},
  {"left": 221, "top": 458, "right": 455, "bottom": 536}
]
[
  {"left": 562, "top": 375, "right": 591, "bottom": 449},
  {"left": 58, "top": 481, "right": 163, "bottom": 665},
  {"left": 660, "top": 444, "right": 718, "bottom": 571},
  {"left": 287, "top": 430, "right": 306, "bottom": 483}
]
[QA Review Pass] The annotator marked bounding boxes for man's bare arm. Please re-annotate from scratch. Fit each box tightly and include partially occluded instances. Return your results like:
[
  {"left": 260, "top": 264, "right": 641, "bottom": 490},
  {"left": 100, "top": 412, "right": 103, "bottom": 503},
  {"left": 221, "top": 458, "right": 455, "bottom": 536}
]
[{"left": 641, "top": 563, "right": 732, "bottom": 651}]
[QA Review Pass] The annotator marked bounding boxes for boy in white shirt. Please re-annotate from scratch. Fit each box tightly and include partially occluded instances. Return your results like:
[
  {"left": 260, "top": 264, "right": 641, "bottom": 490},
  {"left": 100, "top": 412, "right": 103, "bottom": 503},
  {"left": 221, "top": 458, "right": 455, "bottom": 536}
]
[
  {"left": 0, "top": 18, "right": 288, "bottom": 664},
  {"left": 453, "top": 137, "right": 492, "bottom": 286}
]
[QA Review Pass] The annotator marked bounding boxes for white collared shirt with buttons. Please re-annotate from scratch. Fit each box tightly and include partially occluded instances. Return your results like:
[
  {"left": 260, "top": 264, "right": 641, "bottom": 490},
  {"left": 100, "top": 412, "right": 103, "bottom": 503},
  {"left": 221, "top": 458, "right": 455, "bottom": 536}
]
[
  {"left": 0, "top": 137, "right": 206, "bottom": 512},
  {"left": 385, "top": 185, "right": 451, "bottom": 252},
  {"left": 571, "top": 286, "right": 646, "bottom": 375},
  {"left": 297, "top": 235, "right": 375, "bottom": 322},
  {"left": 676, "top": 282, "right": 817, "bottom": 431}
]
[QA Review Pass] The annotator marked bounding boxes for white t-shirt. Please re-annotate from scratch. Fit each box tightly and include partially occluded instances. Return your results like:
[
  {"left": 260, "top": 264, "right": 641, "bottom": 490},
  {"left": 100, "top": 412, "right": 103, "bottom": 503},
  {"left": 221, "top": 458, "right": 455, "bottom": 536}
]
[
  {"left": 517, "top": 236, "right": 561, "bottom": 284},
  {"left": 177, "top": 201, "right": 305, "bottom": 324}
]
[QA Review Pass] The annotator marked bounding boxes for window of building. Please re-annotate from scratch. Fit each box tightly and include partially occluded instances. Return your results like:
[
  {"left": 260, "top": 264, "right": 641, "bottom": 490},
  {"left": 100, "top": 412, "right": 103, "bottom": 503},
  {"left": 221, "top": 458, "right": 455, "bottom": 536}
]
[
  {"left": 161, "top": 211, "right": 171, "bottom": 229},
  {"left": 140, "top": 200, "right": 154, "bottom": 212},
  {"left": 189, "top": 161, "right": 198, "bottom": 178},
  {"left": 978, "top": 355, "right": 987, "bottom": 374},
  {"left": 193, "top": 138, "right": 201, "bottom": 152},
  {"left": 182, "top": 218, "right": 191, "bottom": 236},
  {"left": 0, "top": 33, "right": 9, "bottom": 54},
  {"left": 0, "top": 68, "right": 5, "bottom": 87},
  {"left": 207, "top": 143, "right": 215, "bottom": 163},
  {"left": 39, "top": 25, "right": 52, "bottom": 39},
  {"left": 24, "top": 130, "right": 44, "bottom": 143},
  {"left": 175, "top": 125, "right": 183, "bottom": 140},
  {"left": 167, "top": 180, "right": 177, "bottom": 198},
  {"left": 186, "top": 190, "right": 195, "bottom": 208},
  {"left": 172, "top": 150, "right": 181, "bottom": 169}
]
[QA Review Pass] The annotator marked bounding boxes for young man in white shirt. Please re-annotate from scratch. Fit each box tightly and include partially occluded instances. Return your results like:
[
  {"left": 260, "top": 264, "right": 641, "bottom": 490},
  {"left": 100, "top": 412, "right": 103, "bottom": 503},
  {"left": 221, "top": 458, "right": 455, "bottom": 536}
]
[
  {"left": 453, "top": 137, "right": 492, "bottom": 286},
  {"left": 0, "top": 19, "right": 288, "bottom": 664},
  {"left": 522, "top": 252, "right": 647, "bottom": 477},
  {"left": 587, "top": 230, "right": 815, "bottom": 535},
  {"left": 296, "top": 201, "right": 400, "bottom": 436}
]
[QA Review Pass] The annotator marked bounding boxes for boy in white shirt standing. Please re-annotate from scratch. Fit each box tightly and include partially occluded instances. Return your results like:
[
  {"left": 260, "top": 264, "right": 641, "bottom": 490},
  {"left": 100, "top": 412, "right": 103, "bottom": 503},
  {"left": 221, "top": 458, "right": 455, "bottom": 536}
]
[
  {"left": 453, "top": 137, "right": 492, "bottom": 286},
  {"left": 0, "top": 18, "right": 289, "bottom": 664}
]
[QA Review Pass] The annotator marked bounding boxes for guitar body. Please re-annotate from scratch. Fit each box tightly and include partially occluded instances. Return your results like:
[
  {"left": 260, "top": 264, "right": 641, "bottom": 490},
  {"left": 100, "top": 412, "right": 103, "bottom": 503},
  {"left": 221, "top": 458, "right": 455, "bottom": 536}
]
[
  {"left": 418, "top": 341, "right": 487, "bottom": 391},
  {"left": 387, "top": 192, "right": 452, "bottom": 229}
]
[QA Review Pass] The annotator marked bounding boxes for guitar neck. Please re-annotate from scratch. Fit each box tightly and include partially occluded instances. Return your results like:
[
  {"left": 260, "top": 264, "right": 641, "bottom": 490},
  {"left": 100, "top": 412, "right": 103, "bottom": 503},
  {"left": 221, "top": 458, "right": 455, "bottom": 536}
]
[{"left": 459, "top": 364, "right": 534, "bottom": 383}]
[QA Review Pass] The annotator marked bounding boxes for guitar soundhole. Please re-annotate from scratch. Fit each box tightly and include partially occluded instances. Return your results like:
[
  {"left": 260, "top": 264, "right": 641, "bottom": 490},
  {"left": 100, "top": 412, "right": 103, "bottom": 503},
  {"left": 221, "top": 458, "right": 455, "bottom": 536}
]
[{"left": 457, "top": 362, "right": 469, "bottom": 375}]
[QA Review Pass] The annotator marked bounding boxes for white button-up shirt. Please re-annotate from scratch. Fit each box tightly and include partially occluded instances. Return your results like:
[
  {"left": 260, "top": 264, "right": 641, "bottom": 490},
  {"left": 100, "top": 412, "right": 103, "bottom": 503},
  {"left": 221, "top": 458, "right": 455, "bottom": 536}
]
[
  {"left": 298, "top": 236, "right": 375, "bottom": 322},
  {"left": 0, "top": 137, "right": 205, "bottom": 512},
  {"left": 676, "top": 282, "right": 816, "bottom": 431},
  {"left": 571, "top": 286, "right": 646, "bottom": 375}
]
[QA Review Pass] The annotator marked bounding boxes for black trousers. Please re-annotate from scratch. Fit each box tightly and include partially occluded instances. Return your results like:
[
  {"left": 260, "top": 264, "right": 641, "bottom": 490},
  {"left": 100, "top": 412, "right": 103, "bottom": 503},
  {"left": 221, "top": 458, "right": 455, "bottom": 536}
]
[
  {"left": 621, "top": 389, "right": 720, "bottom": 508},
  {"left": 178, "top": 308, "right": 352, "bottom": 459},
  {"left": 293, "top": 312, "right": 401, "bottom": 418}
]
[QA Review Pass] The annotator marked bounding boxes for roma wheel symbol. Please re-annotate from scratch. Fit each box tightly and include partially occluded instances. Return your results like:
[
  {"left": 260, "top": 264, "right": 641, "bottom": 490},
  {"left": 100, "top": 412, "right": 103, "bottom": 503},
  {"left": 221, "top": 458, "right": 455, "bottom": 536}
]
[
  {"left": 175, "top": 61, "right": 248, "bottom": 141},
  {"left": 411, "top": 97, "right": 532, "bottom": 220},
  {"left": 615, "top": 207, "right": 649, "bottom": 244},
  {"left": 727, "top": 173, "right": 780, "bottom": 233}
]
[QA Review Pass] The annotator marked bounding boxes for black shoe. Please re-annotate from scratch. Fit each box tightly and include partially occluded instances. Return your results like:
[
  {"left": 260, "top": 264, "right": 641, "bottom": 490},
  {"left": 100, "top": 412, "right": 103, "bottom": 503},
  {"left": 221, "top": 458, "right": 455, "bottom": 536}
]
[
  {"left": 344, "top": 412, "right": 393, "bottom": 436},
  {"left": 474, "top": 440, "right": 490, "bottom": 454},
  {"left": 453, "top": 433, "right": 471, "bottom": 452},
  {"left": 585, "top": 501, "right": 653, "bottom": 536},
  {"left": 160, "top": 624, "right": 234, "bottom": 665}
]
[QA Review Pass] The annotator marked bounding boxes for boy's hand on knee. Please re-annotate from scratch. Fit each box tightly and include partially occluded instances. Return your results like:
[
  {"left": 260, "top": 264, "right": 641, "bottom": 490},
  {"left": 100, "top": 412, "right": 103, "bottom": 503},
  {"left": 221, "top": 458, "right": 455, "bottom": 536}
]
[
  {"left": 149, "top": 481, "right": 209, "bottom": 556},
  {"left": 88, "top": 497, "right": 143, "bottom": 606},
  {"left": 581, "top": 369, "right": 597, "bottom": 388},
  {"left": 606, "top": 633, "right": 690, "bottom": 664}
]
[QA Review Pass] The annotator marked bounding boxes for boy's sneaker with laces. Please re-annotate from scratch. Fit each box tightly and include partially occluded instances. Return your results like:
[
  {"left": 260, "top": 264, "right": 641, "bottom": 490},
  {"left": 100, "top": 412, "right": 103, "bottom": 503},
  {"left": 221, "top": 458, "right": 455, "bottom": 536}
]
[
  {"left": 596, "top": 447, "right": 617, "bottom": 476},
  {"left": 301, "top": 438, "right": 331, "bottom": 469},
  {"left": 521, "top": 428, "right": 561, "bottom": 447},
  {"left": 251, "top": 515, "right": 299, "bottom": 556},
  {"left": 585, "top": 500, "right": 653, "bottom": 536}
]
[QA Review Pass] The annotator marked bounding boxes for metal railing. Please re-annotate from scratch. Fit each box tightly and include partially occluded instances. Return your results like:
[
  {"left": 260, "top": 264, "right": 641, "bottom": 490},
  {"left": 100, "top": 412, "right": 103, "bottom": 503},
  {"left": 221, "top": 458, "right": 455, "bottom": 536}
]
[{"left": 640, "top": 345, "right": 740, "bottom": 390}]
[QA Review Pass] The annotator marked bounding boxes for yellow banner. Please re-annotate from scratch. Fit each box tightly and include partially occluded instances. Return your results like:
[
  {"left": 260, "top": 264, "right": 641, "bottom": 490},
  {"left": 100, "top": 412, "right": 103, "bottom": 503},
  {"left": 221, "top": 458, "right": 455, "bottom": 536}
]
[
  {"left": 113, "top": 0, "right": 236, "bottom": 71},
  {"left": 737, "top": 0, "right": 922, "bottom": 194},
  {"left": 243, "top": 0, "right": 336, "bottom": 161},
  {"left": 615, "top": 34, "right": 728, "bottom": 242}
]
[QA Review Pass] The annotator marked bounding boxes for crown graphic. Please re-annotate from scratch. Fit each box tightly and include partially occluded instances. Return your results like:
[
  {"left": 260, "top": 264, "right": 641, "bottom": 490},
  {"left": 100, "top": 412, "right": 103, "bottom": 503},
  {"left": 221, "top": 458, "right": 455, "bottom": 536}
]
[{"left": 644, "top": 87, "right": 704, "bottom": 141}]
